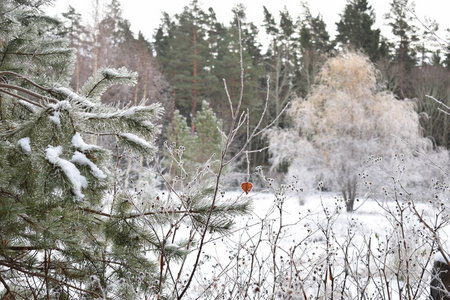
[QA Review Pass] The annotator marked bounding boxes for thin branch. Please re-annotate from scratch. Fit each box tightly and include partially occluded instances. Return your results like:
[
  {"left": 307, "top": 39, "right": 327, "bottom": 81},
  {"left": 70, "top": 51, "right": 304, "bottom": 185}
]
[
  {"left": 78, "top": 205, "right": 234, "bottom": 220},
  {"left": 438, "top": 107, "right": 450, "bottom": 116},
  {"left": 0, "top": 261, "right": 102, "bottom": 297},
  {"left": 427, "top": 95, "right": 450, "bottom": 114},
  {"left": 0, "top": 71, "right": 54, "bottom": 94},
  {"left": 253, "top": 101, "right": 290, "bottom": 137},
  {"left": 223, "top": 78, "right": 234, "bottom": 119},
  {"left": 86, "top": 75, "right": 108, "bottom": 98},
  {"left": 0, "top": 274, "right": 14, "bottom": 299},
  {"left": 0, "top": 83, "right": 57, "bottom": 104},
  {"left": 245, "top": 146, "right": 270, "bottom": 154},
  {"left": 0, "top": 50, "right": 71, "bottom": 57},
  {"left": 405, "top": 7, "right": 448, "bottom": 48},
  {"left": 0, "top": 88, "right": 43, "bottom": 108}
]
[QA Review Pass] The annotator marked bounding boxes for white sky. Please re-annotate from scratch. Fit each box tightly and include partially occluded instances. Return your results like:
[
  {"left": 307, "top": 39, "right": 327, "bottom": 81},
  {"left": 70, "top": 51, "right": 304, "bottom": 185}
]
[{"left": 44, "top": 0, "right": 450, "bottom": 46}]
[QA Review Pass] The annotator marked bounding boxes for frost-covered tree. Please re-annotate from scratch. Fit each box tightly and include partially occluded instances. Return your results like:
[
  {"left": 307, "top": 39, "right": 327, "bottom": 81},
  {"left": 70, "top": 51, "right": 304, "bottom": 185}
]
[
  {"left": 0, "top": 1, "right": 164, "bottom": 298},
  {"left": 267, "top": 52, "right": 434, "bottom": 212}
]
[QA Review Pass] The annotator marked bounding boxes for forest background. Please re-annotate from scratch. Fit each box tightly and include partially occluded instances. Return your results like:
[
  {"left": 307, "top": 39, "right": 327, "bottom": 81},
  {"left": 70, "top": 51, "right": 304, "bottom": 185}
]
[{"left": 53, "top": 0, "right": 450, "bottom": 171}]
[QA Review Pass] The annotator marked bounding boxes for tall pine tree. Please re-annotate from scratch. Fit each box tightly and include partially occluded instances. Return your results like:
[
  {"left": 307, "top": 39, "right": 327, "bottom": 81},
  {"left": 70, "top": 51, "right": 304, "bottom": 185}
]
[
  {"left": 263, "top": 7, "right": 300, "bottom": 126},
  {"left": 385, "top": 0, "right": 419, "bottom": 98},
  {"left": 298, "top": 4, "right": 335, "bottom": 96},
  {"left": 336, "top": 0, "right": 387, "bottom": 61},
  {"left": 154, "top": 0, "right": 220, "bottom": 131}
]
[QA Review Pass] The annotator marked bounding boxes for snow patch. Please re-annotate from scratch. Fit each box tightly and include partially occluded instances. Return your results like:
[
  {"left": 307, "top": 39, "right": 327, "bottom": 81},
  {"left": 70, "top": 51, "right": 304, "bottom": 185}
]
[
  {"left": 49, "top": 111, "right": 60, "bottom": 126},
  {"left": 53, "top": 87, "right": 95, "bottom": 108},
  {"left": 17, "top": 137, "right": 31, "bottom": 154},
  {"left": 103, "top": 69, "right": 120, "bottom": 77},
  {"left": 48, "top": 101, "right": 71, "bottom": 127},
  {"left": 120, "top": 133, "right": 152, "bottom": 149},
  {"left": 435, "top": 252, "right": 449, "bottom": 264},
  {"left": 142, "top": 120, "right": 154, "bottom": 129},
  {"left": 18, "top": 100, "right": 37, "bottom": 112},
  {"left": 71, "top": 132, "right": 98, "bottom": 151},
  {"left": 71, "top": 151, "right": 106, "bottom": 179},
  {"left": 45, "top": 145, "right": 87, "bottom": 200},
  {"left": 121, "top": 106, "right": 150, "bottom": 117},
  {"left": 50, "top": 100, "right": 71, "bottom": 111},
  {"left": 80, "top": 106, "right": 148, "bottom": 119}
]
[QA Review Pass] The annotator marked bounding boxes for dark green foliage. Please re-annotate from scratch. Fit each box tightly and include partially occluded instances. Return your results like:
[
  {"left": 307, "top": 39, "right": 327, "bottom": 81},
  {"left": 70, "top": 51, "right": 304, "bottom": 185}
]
[
  {"left": 263, "top": 7, "right": 299, "bottom": 125},
  {"left": 167, "top": 101, "right": 223, "bottom": 175},
  {"left": 385, "top": 0, "right": 419, "bottom": 68},
  {"left": 154, "top": 1, "right": 264, "bottom": 131},
  {"left": 336, "top": 0, "right": 385, "bottom": 61},
  {"left": 0, "top": 2, "right": 73, "bottom": 84},
  {"left": 0, "top": 1, "right": 165, "bottom": 298},
  {"left": 154, "top": 0, "right": 221, "bottom": 124},
  {"left": 298, "top": 5, "right": 335, "bottom": 97},
  {"left": 384, "top": 0, "right": 419, "bottom": 98}
]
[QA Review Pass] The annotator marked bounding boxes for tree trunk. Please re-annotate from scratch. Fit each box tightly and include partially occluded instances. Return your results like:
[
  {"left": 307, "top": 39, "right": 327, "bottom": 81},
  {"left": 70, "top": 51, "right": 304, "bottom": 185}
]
[
  {"left": 191, "top": 29, "right": 197, "bottom": 134},
  {"left": 343, "top": 180, "right": 357, "bottom": 212}
]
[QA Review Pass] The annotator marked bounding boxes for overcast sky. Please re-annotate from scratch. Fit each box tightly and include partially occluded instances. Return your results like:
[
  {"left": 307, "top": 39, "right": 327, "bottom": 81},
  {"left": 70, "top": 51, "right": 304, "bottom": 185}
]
[{"left": 44, "top": 0, "right": 449, "bottom": 46}]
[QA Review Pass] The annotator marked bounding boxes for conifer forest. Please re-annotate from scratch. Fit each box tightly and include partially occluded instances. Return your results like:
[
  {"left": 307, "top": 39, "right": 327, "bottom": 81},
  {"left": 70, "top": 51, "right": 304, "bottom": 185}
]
[{"left": 2, "top": 0, "right": 450, "bottom": 299}]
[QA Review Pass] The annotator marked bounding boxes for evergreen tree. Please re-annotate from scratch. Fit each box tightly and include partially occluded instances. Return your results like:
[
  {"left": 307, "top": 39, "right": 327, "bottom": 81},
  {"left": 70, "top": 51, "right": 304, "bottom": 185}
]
[
  {"left": 263, "top": 7, "right": 299, "bottom": 126},
  {"left": 336, "top": 0, "right": 386, "bottom": 61},
  {"left": 1, "top": 2, "right": 251, "bottom": 298},
  {"left": 385, "top": 0, "right": 419, "bottom": 98},
  {"left": 416, "top": 17, "right": 439, "bottom": 66},
  {"left": 213, "top": 5, "right": 263, "bottom": 124},
  {"left": 154, "top": 0, "right": 220, "bottom": 131},
  {"left": 61, "top": 6, "right": 87, "bottom": 92},
  {"left": 209, "top": 5, "right": 266, "bottom": 168},
  {"left": 298, "top": 4, "right": 335, "bottom": 96},
  {"left": 0, "top": 2, "right": 167, "bottom": 298},
  {"left": 167, "top": 101, "right": 223, "bottom": 175}
]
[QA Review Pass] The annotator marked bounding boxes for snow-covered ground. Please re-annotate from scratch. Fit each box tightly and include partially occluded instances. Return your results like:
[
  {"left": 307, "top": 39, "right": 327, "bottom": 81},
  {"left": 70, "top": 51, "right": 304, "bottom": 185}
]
[{"left": 175, "top": 188, "right": 450, "bottom": 299}]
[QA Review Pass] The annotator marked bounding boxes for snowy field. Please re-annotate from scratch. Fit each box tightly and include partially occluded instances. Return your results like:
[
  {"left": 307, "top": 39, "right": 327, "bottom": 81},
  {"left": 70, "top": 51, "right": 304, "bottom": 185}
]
[{"left": 171, "top": 188, "right": 450, "bottom": 299}]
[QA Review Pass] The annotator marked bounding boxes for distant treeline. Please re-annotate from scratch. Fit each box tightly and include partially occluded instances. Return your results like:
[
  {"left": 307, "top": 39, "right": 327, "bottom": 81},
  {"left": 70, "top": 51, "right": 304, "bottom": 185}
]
[{"left": 58, "top": 0, "right": 450, "bottom": 168}]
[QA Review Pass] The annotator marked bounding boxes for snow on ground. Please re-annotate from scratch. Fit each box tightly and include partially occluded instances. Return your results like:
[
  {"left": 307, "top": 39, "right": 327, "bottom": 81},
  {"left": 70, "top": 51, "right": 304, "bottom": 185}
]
[{"left": 172, "top": 188, "right": 450, "bottom": 299}]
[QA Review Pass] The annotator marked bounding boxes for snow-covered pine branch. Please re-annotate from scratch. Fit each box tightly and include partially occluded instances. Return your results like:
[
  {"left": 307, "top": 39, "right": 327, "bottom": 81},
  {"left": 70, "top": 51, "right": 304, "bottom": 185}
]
[
  {"left": 81, "top": 67, "right": 138, "bottom": 102},
  {"left": 45, "top": 145, "right": 88, "bottom": 200}
]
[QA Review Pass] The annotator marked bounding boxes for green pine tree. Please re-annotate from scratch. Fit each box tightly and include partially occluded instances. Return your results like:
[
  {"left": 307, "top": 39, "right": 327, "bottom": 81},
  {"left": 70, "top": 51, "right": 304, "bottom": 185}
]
[
  {"left": 1, "top": 3, "right": 253, "bottom": 298},
  {"left": 298, "top": 3, "right": 335, "bottom": 96},
  {"left": 263, "top": 7, "right": 299, "bottom": 126},
  {"left": 154, "top": 0, "right": 220, "bottom": 130},
  {"left": 336, "top": 0, "right": 386, "bottom": 61},
  {"left": 385, "top": 0, "right": 419, "bottom": 98},
  {"left": 213, "top": 5, "right": 263, "bottom": 122},
  {"left": 0, "top": 1, "right": 164, "bottom": 298},
  {"left": 167, "top": 101, "right": 223, "bottom": 176},
  {"left": 60, "top": 6, "right": 87, "bottom": 92}
]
